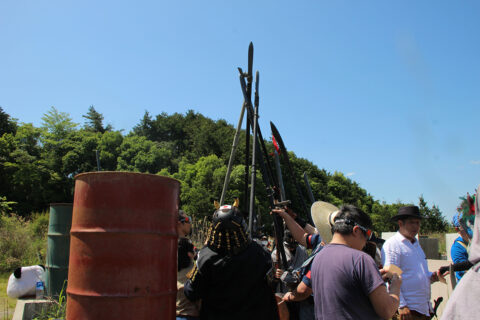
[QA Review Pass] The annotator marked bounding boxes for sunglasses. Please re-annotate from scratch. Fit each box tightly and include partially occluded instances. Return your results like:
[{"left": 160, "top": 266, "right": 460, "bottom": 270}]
[
  {"left": 355, "top": 224, "right": 373, "bottom": 241},
  {"left": 335, "top": 218, "right": 372, "bottom": 241}
]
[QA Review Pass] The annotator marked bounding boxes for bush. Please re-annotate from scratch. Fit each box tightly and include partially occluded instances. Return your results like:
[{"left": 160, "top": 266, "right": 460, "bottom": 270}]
[
  {"left": 0, "top": 212, "right": 49, "bottom": 273},
  {"left": 29, "top": 212, "right": 50, "bottom": 261}
]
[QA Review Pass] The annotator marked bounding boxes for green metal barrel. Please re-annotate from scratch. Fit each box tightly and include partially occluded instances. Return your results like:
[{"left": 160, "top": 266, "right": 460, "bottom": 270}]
[{"left": 45, "top": 203, "right": 73, "bottom": 297}]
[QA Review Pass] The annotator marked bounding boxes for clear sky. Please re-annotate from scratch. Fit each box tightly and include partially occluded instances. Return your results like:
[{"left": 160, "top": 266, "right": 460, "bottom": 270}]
[{"left": 1, "top": 1, "right": 479, "bottom": 222}]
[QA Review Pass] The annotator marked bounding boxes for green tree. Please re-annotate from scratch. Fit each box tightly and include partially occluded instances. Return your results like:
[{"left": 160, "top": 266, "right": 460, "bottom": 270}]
[
  {"left": 173, "top": 155, "right": 227, "bottom": 218},
  {"left": 0, "top": 124, "right": 53, "bottom": 214},
  {"left": 116, "top": 135, "right": 172, "bottom": 173},
  {"left": 62, "top": 130, "right": 102, "bottom": 175},
  {"left": 98, "top": 131, "right": 124, "bottom": 171},
  {"left": 0, "top": 107, "right": 17, "bottom": 136},
  {"left": 83, "top": 105, "right": 112, "bottom": 133},
  {"left": 418, "top": 196, "right": 449, "bottom": 233},
  {"left": 40, "top": 107, "right": 80, "bottom": 204}
]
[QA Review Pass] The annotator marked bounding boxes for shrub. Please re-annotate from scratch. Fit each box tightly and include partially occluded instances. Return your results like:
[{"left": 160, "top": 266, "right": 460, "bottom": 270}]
[
  {"left": 29, "top": 212, "right": 50, "bottom": 261},
  {"left": 0, "top": 212, "right": 49, "bottom": 273},
  {"left": 0, "top": 214, "right": 39, "bottom": 272}
]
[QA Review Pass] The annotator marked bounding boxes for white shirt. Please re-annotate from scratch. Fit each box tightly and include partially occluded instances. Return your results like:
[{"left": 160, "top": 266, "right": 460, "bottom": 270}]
[{"left": 381, "top": 231, "right": 432, "bottom": 316}]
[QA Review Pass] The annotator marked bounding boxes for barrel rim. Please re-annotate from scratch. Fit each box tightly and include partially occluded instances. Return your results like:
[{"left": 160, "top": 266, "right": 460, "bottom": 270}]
[
  {"left": 74, "top": 171, "right": 180, "bottom": 184},
  {"left": 50, "top": 203, "right": 73, "bottom": 206}
]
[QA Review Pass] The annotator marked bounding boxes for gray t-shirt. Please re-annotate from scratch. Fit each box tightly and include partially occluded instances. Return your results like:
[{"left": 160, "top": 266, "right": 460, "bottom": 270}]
[{"left": 311, "top": 243, "right": 385, "bottom": 320}]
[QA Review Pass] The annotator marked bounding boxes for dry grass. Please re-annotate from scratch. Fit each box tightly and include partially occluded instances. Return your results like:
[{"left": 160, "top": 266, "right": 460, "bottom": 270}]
[{"left": 190, "top": 216, "right": 211, "bottom": 248}]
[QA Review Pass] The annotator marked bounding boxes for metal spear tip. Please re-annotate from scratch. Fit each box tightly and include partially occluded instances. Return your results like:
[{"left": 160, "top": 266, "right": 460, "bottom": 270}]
[
  {"left": 248, "top": 43, "right": 254, "bottom": 74},
  {"left": 270, "top": 121, "right": 278, "bottom": 132}
]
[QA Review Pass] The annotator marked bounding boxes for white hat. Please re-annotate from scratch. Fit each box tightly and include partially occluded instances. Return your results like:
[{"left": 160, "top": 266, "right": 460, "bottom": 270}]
[{"left": 311, "top": 201, "right": 340, "bottom": 244}]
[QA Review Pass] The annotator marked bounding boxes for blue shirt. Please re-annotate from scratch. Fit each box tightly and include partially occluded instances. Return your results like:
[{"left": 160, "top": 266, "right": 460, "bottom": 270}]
[{"left": 451, "top": 236, "right": 469, "bottom": 281}]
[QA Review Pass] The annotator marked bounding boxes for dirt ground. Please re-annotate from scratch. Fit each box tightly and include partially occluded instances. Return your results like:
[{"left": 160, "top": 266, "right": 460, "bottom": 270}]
[
  {"left": 429, "top": 259, "right": 456, "bottom": 319},
  {"left": 0, "top": 261, "right": 457, "bottom": 320}
]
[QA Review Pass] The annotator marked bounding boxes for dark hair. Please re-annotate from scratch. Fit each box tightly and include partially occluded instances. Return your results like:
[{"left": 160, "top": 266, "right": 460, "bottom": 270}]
[
  {"left": 332, "top": 204, "right": 372, "bottom": 235},
  {"left": 178, "top": 238, "right": 194, "bottom": 271}
]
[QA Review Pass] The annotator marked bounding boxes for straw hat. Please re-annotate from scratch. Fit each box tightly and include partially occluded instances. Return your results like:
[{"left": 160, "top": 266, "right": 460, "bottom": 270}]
[{"left": 311, "top": 201, "right": 340, "bottom": 244}]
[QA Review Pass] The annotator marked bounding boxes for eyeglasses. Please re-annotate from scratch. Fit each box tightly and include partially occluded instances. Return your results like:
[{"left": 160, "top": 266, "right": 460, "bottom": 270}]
[{"left": 335, "top": 218, "right": 372, "bottom": 241}]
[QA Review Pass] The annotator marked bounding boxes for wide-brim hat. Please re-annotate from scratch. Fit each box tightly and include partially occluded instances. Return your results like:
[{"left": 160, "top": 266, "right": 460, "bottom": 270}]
[
  {"left": 311, "top": 201, "right": 339, "bottom": 244},
  {"left": 391, "top": 205, "right": 424, "bottom": 221}
]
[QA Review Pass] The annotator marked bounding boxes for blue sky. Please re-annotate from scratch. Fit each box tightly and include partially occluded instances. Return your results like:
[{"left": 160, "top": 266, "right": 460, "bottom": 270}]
[{"left": 1, "top": 1, "right": 479, "bottom": 222}]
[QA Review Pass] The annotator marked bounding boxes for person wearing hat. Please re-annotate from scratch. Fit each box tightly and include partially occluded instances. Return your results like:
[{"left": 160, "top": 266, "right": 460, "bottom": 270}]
[
  {"left": 310, "top": 204, "right": 401, "bottom": 320},
  {"left": 184, "top": 204, "right": 279, "bottom": 320},
  {"left": 441, "top": 186, "right": 480, "bottom": 320},
  {"left": 382, "top": 205, "right": 440, "bottom": 320},
  {"left": 450, "top": 213, "right": 470, "bottom": 281}
]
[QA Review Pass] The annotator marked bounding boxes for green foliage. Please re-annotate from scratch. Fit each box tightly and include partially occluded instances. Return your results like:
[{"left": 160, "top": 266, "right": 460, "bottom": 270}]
[
  {"left": 0, "top": 272, "right": 17, "bottom": 318},
  {"left": 0, "top": 107, "right": 451, "bottom": 235},
  {"left": 418, "top": 196, "right": 449, "bottom": 233},
  {"left": 174, "top": 155, "right": 226, "bottom": 218},
  {"left": 0, "top": 106, "right": 18, "bottom": 136},
  {"left": 83, "top": 105, "right": 112, "bottom": 133},
  {"left": 98, "top": 131, "right": 123, "bottom": 170},
  {"left": 0, "top": 214, "right": 39, "bottom": 272},
  {"left": 29, "top": 212, "right": 49, "bottom": 240},
  {"left": 0, "top": 196, "right": 16, "bottom": 216},
  {"left": 117, "top": 135, "right": 172, "bottom": 173},
  {"left": 0, "top": 212, "right": 48, "bottom": 273},
  {"left": 33, "top": 280, "right": 67, "bottom": 320}
]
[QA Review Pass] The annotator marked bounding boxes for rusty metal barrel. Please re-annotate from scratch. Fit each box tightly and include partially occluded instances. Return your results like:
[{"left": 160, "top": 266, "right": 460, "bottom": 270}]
[
  {"left": 66, "top": 172, "right": 180, "bottom": 320},
  {"left": 45, "top": 203, "right": 73, "bottom": 298}
]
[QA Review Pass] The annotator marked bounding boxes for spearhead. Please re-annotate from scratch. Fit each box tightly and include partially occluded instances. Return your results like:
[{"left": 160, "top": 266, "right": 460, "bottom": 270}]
[{"left": 248, "top": 42, "right": 254, "bottom": 77}]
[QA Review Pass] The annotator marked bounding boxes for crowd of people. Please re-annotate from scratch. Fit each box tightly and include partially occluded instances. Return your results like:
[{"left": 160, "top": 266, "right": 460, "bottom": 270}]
[{"left": 174, "top": 186, "right": 479, "bottom": 320}]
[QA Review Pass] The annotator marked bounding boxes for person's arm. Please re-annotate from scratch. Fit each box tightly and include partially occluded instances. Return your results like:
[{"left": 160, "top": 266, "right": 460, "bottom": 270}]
[
  {"left": 303, "top": 223, "right": 316, "bottom": 235},
  {"left": 369, "top": 274, "right": 402, "bottom": 320},
  {"left": 183, "top": 263, "right": 204, "bottom": 301},
  {"left": 381, "top": 244, "right": 407, "bottom": 309},
  {"left": 282, "top": 281, "right": 312, "bottom": 302},
  {"left": 271, "top": 208, "right": 309, "bottom": 247}
]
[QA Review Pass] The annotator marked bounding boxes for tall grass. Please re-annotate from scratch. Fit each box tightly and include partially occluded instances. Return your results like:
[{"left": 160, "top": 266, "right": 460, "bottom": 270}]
[
  {"left": 0, "top": 273, "right": 16, "bottom": 320},
  {"left": 190, "top": 217, "right": 211, "bottom": 249},
  {"left": 0, "top": 212, "right": 49, "bottom": 273}
]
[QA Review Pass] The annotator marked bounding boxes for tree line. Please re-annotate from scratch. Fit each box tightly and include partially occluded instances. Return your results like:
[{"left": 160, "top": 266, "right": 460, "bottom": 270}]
[{"left": 0, "top": 106, "right": 450, "bottom": 234}]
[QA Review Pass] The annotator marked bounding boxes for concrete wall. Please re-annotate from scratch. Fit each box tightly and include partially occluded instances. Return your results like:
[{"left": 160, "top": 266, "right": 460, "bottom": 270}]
[
  {"left": 381, "top": 232, "right": 397, "bottom": 241},
  {"left": 419, "top": 237, "right": 440, "bottom": 259},
  {"left": 381, "top": 232, "right": 440, "bottom": 259},
  {"left": 445, "top": 233, "right": 458, "bottom": 261}
]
